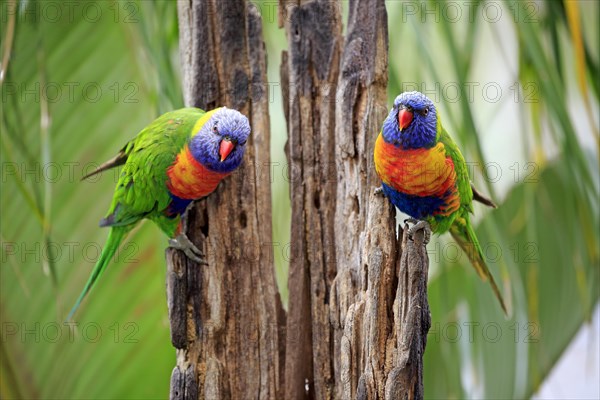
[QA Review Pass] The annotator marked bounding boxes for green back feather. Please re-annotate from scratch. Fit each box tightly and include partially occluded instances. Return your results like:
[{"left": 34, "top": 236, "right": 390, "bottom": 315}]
[
  {"left": 435, "top": 116, "right": 473, "bottom": 214},
  {"left": 103, "top": 107, "right": 206, "bottom": 228},
  {"left": 434, "top": 114, "right": 507, "bottom": 314},
  {"left": 68, "top": 108, "right": 207, "bottom": 320}
]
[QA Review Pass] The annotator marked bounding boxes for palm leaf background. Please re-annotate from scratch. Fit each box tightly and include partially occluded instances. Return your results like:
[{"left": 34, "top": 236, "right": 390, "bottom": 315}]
[{"left": 1, "top": 0, "right": 598, "bottom": 398}]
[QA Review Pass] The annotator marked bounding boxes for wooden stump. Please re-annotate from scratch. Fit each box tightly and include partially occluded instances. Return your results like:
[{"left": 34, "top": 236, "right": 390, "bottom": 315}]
[
  {"left": 167, "top": 1, "right": 285, "bottom": 398},
  {"left": 170, "top": 0, "right": 432, "bottom": 398}
]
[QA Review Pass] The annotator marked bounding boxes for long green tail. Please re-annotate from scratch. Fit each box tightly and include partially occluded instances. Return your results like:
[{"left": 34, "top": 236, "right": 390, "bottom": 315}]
[
  {"left": 67, "top": 226, "right": 130, "bottom": 321},
  {"left": 450, "top": 218, "right": 508, "bottom": 315}
]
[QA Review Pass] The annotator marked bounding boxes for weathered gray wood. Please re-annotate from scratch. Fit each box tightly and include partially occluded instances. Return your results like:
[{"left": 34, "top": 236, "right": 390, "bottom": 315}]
[
  {"left": 385, "top": 225, "right": 431, "bottom": 400},
  {"left": 173, "top": 0, "right": 431, "bottom": 398},
  {"left": 170, "top": 1, "right": 284, "bottom": 398},
  {"left": 279, "top": 0, "right": 342, "bottom": 398},
  {"left": 169, "top": 365, "right": 199, "bottom": 400},
  {"left": 165, "top": 247, "right": 193, "bottom": 349},
  {"left": 281, "top": 0, "right": 431, "bottom": 398},
  {"left": 331, "top": 0, "right": 398, "bottom": 398}
]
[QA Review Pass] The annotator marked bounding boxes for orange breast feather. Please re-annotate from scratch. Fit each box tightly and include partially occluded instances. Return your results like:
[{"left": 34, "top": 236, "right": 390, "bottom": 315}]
[
  {"left": 167, "top": 147, "right": 229, "bottom": 199},
  {"left": 374, "top": 133, "right": 456, "bottom": 198}
]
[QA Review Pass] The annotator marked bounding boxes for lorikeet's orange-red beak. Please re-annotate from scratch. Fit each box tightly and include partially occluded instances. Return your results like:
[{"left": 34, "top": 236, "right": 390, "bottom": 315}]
[
  {"left": 398, "top": 108, "right": 413, "bottom": 131},
  {"left": 219, "top": 138, "right": 235, "bottom": 161}
]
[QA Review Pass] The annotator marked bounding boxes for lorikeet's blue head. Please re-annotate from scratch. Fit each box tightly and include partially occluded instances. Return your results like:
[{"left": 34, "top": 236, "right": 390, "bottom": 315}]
[
  {"left": 190, "top": 108, "right": 251, "bottom": 173},
  {"left": 382, "top": 91, "right": 437, "bottom": 149}
]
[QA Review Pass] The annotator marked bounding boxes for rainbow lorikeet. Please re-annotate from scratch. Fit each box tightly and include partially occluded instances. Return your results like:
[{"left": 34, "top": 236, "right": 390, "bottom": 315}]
[
  {"left": 374, "top": 91, "right": 506, "bottom": 314},
  {"left": 67, "top": 107, "right": 250, "bottom": 320}
]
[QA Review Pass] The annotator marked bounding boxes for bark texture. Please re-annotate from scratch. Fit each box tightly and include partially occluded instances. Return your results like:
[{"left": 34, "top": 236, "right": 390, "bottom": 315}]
[
  {"left": 281, "top": 0, "right": 432, "bottom": 399},
  {"left": 331, "top": 0, "right": 395, "bottom": 398},
  {"left": 279, "top": 1, "right": 342, "bottom": 398},
  {"left": 170, "top": 0, "right": 432, "bottom": 398},
  {"left": 167, "top": 1, "right": 285, "bottom": 399},
  {"left": 385, "top": 226, "right": 431, "bottom": 400}
]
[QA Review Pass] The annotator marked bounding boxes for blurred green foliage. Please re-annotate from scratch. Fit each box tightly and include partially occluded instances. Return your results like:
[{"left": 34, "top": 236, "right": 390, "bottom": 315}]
[{"left": 1, "top": 0, "right": 598, "bottom": 398}]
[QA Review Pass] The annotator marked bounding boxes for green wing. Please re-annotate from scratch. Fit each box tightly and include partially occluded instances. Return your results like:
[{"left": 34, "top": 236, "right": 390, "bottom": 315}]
[
  {"left": 436, "top": 122, "right": 473, "bottom": 213},
  {"left": 99, "top": 107, "right": 205, "bottom": 227}
]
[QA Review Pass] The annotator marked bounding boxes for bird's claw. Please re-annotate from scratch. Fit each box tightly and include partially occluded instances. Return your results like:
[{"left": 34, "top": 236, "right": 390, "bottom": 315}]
[
  {"left": 373, "top": 187, "right": 384, "bottom": 196},
  {"left": 169, "top": 233, "right": 207, "bottom": 264},
  {"left": 405, "top": 219, "right": 431, "bottom": 244}
]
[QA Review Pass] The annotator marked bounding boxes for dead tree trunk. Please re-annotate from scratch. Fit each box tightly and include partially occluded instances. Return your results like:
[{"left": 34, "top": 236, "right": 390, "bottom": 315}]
[
  {"left": 281, "top": 0, "right": 432, "bottom": 399},
  {"left": 279, "top": 1, "right": 342, "bottom": 398},
  {"left": 167, "top": 1, "right": 285, "bottom": 399},
  {"left": 170, "top": 0, "right": 431, "bottom": 398},
  {"left": 331, "top": 0, "right": 395, "bottom": 398}
]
